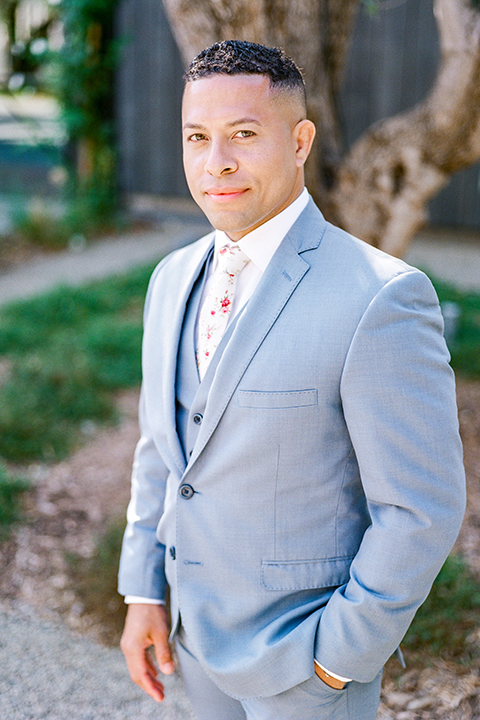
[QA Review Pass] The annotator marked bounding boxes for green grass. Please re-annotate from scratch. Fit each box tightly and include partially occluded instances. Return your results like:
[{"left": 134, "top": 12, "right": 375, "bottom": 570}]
[
  {"left": 0, "top": 464, "right": 30, "bottom": 537},
  {"left": 0, "top": 262, "right": 155, "bottom": 461},
  {"left": 66, "top": 517, "right": 127, "bottom": 646},
  {"left": 0, "top": 266, "right": 477, "bottom": 464},
  {"left": 434, "top": 278, "right": 480, "bottom": 378},
  {"left": 403, "top": 555, "right": 480, "bottom": 663}
]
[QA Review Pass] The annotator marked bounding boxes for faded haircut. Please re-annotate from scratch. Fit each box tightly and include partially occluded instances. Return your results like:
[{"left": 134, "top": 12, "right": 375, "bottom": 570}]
[{"left": 184, "top": 40, "right": 307, "bottom": 112}]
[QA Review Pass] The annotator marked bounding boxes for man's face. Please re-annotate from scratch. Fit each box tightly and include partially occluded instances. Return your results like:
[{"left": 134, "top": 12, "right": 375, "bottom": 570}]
[{"left": 182, "top": 74, "right": 315, "bottom": 240}]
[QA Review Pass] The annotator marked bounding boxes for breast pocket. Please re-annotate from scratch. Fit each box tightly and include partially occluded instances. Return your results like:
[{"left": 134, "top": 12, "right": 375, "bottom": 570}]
[
  {"left": 237, "top": 389, "right": 318, "bottom": 409},
  {"left": 261, "top": 556, "right": 353, "bottom": 591}
]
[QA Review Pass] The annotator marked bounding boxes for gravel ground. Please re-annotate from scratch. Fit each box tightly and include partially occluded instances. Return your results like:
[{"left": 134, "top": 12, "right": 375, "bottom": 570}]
[{"left": 0, "top": 601, "right": 195, "bottom": 720}]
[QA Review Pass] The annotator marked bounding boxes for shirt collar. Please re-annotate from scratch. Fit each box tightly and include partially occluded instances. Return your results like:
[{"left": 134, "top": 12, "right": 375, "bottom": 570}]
[{"left": 214, "top": 188, "right": 310, "bottom": 273}]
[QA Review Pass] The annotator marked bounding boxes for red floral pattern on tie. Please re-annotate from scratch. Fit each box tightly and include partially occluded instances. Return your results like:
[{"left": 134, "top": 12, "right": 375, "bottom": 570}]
[{"left": 196, "top": 244, "right": 249, "bottom": 379}]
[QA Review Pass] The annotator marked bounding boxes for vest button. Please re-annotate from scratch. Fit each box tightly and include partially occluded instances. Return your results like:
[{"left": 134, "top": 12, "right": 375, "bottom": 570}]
[
  {"left": 179, "top": 484, "right": 195, "bottom": 499},
  {"left": 192, "top": 413, "right": 203, "bottom": 425}
]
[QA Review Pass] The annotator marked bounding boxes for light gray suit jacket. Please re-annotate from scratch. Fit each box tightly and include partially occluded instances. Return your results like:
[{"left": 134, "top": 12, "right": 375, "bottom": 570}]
[{"left": 118, "top": 200, "right": 465, "bottom": 700}]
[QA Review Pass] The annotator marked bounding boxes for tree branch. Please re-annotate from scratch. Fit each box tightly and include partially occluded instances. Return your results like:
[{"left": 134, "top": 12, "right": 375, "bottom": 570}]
[{"left": 332, "top": 0, "right": 480, "bottom": 256}]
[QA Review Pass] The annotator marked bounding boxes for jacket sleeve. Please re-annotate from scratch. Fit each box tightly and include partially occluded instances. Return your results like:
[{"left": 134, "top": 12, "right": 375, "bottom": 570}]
[
  {"left": 117, "top": 386, "right": 169, "bottom": 600},
  {"left": 314, "top": 269, "right": 466, "bottom": 682},
  {"left": 117, "top": 259, "right": 173, "bottom": 600}
]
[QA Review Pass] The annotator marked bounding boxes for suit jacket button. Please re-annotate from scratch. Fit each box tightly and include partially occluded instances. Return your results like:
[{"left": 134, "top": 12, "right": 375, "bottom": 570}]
[
  {"left": 179, "top": 484, "right": 195, "bottom": 499},
  {"left": 192, "top": 413, "right": 203, "bottom": 425}
]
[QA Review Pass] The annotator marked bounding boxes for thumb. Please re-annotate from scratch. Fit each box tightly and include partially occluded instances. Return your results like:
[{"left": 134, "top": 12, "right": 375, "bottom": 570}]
[{"left": 153, "top": 637, "right": 175, "bottom": 675}]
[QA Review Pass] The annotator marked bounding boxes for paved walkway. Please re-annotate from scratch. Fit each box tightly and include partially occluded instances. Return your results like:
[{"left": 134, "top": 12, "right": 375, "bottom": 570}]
[
  {"left": 0, "top": 213, "right": 210, "bottom": 306},
  {"left": 0, "top": 217, "right": 479, "bottom": 309},
  {"left": 0, "top": 215, "right": 479, "bottom": 719},
  {"left": 404, "top": 226, "right": 480, "bottom": 292}
]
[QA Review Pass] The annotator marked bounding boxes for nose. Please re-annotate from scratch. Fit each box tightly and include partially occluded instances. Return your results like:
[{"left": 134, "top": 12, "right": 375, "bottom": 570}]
[{"left": 204, "top": 139, "right": 237, "bottom": 177}]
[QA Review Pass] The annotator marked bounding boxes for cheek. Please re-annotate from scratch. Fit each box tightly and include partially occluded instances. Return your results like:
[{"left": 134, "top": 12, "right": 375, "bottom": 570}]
[
  {"left": 257, "top": 151, "right": 298, "bottom": 192},
  {"left": 183, "top": 156, "right": 202, "bottom": 191}
]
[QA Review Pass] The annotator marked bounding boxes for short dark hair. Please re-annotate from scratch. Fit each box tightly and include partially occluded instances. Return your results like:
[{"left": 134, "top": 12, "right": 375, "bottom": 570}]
[{"left": 184, "top": 40, "right": 306, "bottom": 109}]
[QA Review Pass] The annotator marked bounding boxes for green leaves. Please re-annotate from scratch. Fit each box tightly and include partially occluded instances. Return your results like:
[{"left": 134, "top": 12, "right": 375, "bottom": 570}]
[{"left": 47, "top": 0, "right": 120, "bottom": 217}]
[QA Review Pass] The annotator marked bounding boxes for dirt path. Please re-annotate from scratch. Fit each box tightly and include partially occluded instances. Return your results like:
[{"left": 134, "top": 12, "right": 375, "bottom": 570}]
[{"left": 1, "top": 377, "right": 480, "bottom": 718}]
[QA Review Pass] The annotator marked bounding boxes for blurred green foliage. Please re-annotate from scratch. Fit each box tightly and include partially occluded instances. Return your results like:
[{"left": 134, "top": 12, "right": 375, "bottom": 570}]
[
  {"left": 47, "top": 0, "right": 121, "bottom": 224},
  {"left": 0, "top": 463, "right": 29, "bottom": 537},
  {"left": 2, "top": 0, "right": 123, "bottom": 248},
  {"left": 434, "top": 279, "right": 480, "bottom": 378},
  {"left": 404, "top": 555, "right": 480, "bottom": 662},
  {"left": 9, "top": 196, "right": 126, "bottom": 250},
  {"left": 0, "top": 262, "right": 154, "bottom": 461}
]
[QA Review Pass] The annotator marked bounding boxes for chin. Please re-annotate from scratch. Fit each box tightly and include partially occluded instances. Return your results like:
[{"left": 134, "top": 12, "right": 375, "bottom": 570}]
[{"left": 204, "top": 211, "right": 252, "bottom": 236}]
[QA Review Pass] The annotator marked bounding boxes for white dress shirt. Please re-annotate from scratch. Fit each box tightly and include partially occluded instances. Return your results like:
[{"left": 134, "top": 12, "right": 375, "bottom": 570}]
[{"left": 198, "top": 187, "right": 310, "bottom": 338}]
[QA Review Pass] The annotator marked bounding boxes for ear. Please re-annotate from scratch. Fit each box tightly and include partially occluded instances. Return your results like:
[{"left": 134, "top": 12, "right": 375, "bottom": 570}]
[{"left": 294, "top": 120, "right": 316, "bottom": 167}]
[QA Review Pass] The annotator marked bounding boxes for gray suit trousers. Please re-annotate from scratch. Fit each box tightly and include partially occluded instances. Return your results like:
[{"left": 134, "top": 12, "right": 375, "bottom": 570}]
[{"left": 176, "top": 628, "right": 382, "bottom": 720}]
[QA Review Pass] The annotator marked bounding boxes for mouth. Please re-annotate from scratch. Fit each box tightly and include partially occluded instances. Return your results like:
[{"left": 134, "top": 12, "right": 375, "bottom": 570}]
[{"left": 204, "top": 188, "right": 248, "bottom": 203}]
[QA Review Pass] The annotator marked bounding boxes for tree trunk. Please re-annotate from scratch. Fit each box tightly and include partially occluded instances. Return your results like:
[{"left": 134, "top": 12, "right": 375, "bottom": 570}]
[
  {"left": 332, "top": 0, "right": 480, "bottom": 256},
  {"left": 162, "top": 0, "right": 480, "bottom": 257},
  {"left": 162, "top": 0, "right": 359, "bottom": 221}
]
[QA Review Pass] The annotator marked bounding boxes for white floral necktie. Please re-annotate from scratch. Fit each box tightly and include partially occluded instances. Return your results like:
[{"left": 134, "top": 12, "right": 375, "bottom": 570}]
[{"left": 196, "top": 244, "right": 249, "bottom": 379}]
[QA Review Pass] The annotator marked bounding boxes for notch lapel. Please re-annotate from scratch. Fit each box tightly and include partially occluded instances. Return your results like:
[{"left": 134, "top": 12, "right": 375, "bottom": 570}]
[
  {"left": 148, "top": 233, "right": 214, "bottom": 476},
  {"left": 185, "top": 203, "right": 327, "bottom": 473}
]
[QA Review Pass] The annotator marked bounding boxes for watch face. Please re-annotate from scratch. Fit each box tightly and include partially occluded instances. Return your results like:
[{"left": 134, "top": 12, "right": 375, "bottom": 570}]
[{"left": 314, "top": 662, "right": 346, "bottom": 690}]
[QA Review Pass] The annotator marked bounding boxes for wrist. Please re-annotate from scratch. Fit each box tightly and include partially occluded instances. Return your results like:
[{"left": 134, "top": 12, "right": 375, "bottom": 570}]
[{"left": 314, "top": 660, "right": 348, "bottom": 690}]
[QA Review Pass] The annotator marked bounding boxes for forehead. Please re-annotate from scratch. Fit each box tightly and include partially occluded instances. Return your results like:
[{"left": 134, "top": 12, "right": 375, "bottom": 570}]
[{"left": 182, "top": 74, "right": 281, "bottom": 125}]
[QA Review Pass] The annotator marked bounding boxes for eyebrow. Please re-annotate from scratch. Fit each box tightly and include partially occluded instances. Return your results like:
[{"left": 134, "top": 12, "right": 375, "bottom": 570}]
[
  {"left": 183, "top": 117, "right": 263, "bottom": 130},
  {"left": 227, "top": 117, "right": 262, "bottom": 127}
]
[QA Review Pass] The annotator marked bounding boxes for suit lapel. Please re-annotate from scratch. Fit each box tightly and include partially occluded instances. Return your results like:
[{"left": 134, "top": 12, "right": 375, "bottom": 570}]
[
  {"left": 185, "top": 201, "right": 327, "bottom": 472},
  {"left": 159, "top": 234, "right": 214, "bottom": 475}
]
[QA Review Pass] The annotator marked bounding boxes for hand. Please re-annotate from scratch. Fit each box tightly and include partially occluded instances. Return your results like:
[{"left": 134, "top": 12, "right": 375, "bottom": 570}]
[{"left": 120, "top": 603, "right": 175, "bottom": 703}]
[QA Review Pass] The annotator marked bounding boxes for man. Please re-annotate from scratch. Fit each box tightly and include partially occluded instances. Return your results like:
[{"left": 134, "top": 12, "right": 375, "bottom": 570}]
[{"left": 118, "top": 40, "right": 465, "bottom": 720}]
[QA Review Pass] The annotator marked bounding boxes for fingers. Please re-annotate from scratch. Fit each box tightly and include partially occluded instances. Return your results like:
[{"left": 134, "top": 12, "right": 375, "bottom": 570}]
[
  {"left": 152, "top": 620, "right": 175, "bottom": 676},
  {"left": 121, "top": 640, "right": 166, "bottom": 702},
  {"left": 137, "top": 651, "right": 167, "bottom": 703},
  {"left": 120, "top": 603, "right": 174, "bottom": 703}
]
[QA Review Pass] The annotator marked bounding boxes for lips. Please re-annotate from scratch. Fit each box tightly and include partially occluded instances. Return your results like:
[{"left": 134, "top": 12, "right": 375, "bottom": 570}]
[{"left": 204, "top": 187, "right": 248, "bottom": 202}]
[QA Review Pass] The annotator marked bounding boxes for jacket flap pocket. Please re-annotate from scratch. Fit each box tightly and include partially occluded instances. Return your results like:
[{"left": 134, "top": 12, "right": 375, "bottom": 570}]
[
  {"left": 238, "top": 389, "right": 318, "bottom": 409},
  {"left": 261, "top": 556, "right": 353, "bottom": 591}
]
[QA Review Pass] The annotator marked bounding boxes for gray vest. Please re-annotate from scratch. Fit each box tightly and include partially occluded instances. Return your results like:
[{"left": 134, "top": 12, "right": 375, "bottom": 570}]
[{"left": 175, "top": 254, "right": 242, "bottom": 462}]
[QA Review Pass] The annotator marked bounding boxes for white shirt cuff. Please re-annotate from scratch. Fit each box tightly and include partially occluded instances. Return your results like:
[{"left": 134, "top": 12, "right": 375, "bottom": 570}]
[
  {"left": 124, "top": 596, "right": 165, "bottom": 605},
  {"left": 314, "top": 659, "right": 352, "bottom": 683}
]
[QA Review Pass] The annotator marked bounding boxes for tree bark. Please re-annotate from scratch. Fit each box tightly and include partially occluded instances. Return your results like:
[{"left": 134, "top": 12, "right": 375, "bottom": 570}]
[
  {"left": 162, "top": 0, "right": 359, "bottom": 221},
  {"left": 162, "top": 0, "right": 480, "bottom": 257},
  {"left": 333, "top": 0, "right": 480, "bottom": 256}
]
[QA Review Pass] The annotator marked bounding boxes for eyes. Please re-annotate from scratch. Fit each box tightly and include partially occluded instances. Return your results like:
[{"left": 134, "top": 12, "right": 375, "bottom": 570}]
[
  {"left": 235, "top": 130, "right": 255, "bottom": 139},
  {"left": 187, "top": 129, "right": 256, "bottom": 143}
]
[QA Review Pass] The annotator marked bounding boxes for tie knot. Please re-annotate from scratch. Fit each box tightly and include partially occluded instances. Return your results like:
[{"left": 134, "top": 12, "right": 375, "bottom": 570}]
[{"left": 217, "top": 244, "right": 249, "bottom": 276}]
